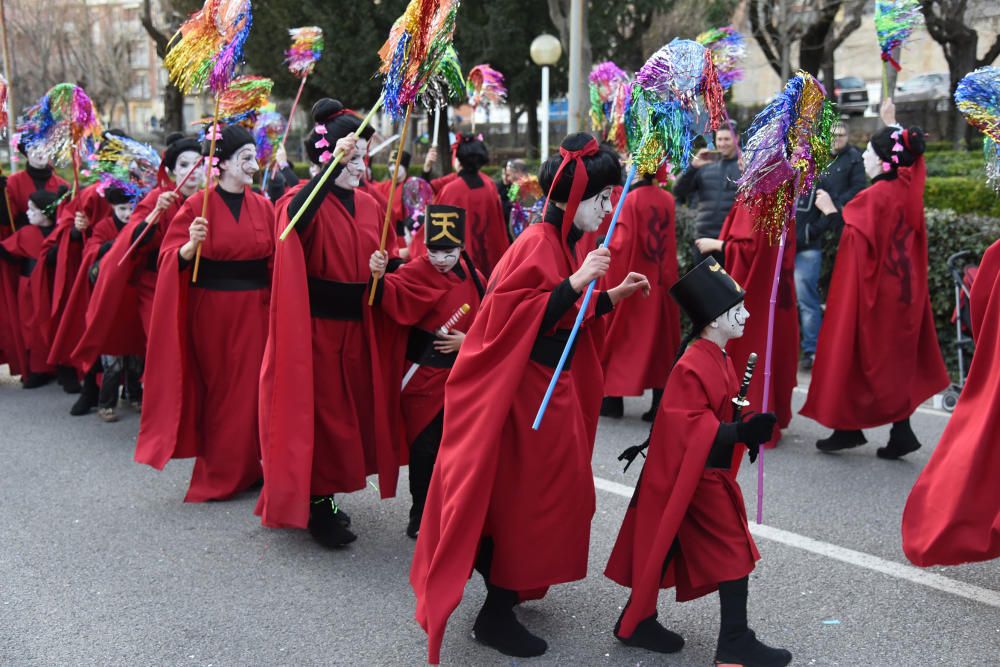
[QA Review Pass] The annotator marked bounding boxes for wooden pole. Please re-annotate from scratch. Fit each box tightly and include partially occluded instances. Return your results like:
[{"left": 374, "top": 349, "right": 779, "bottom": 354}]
[
  {"left": 0, "top": 0, "right": 16, "bottom": 174},
  {"left": 192, "top": 95, "right": 221, "bottom": 284},
  {"left": 368, "top": 103, "right": 413, "bottom": 306}
]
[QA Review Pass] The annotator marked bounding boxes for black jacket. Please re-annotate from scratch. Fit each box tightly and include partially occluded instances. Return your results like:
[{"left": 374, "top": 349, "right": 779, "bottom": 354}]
[
  {"left": 673, "top": 156, "right": 742, "bottom": 239},
  {"left": 795, "top": 144, "right": 867, "bottom": 251}
]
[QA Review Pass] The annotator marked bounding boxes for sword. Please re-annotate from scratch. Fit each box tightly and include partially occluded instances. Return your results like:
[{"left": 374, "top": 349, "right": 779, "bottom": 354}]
[
  {"left": 732, "top": 352, "right": 758, "bottom": 421},
  {"left": 401, "top": 303, "right": 470, "bottom": 390}
]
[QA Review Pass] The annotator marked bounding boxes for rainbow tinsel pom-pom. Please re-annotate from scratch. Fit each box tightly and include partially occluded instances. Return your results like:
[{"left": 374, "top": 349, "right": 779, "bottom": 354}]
[{"left": 955, "top": 66, "right": 1000, "bottom": 190}]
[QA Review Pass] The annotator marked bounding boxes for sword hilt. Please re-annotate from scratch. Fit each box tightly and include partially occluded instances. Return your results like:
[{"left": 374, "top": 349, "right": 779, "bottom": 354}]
[{"left": 733, "top": 352, "right": 758, "bottom": 419}]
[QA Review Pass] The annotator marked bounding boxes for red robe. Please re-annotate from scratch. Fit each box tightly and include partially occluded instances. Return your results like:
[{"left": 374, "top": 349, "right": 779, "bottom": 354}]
[
  {"left": 600, "top": 182, "right": 680, "bottom": 396},
  {"left": 434, "top": 173, "right": 509, "bottom": 276},
  {"left": 800, "top": 159, "right": 949, "bottom": 428},
  {"left": 428, "top": 172, "right": 458, "bottom": 195},
  {"left": 134, "top": 187, "right": 273, "bottom": 502},
  {"left": 1, "top": 169, "right": 68, "bottom": 238},
  {"left": 377, "top": 255, "right": 485, "bottom": 445},
  {"left": 605, "top": 338, "right": 760, "bottom": 638},
  {"left": 720, "top": 204, "right": 799, "bottom": 444},
  {"left": 0, "top": 224, "right": 57, "bottom": 375},
  {"left": 70, "top": 186, "right": 178, "bottom": 368},
  {"left": 48, "top": 214, "right": 131, "bottom": 370},
  {"left": 256, "top": 186, "right": 405, "bottom": 529},
  {"left": 371, "top": 176, "right": 411, "bottom": 249},
  {"left": 902, "top": 239, "right": 1000, "bottom": 566},
  {"left": 411, "top": 220, "right": 608, "bottom": 664}
]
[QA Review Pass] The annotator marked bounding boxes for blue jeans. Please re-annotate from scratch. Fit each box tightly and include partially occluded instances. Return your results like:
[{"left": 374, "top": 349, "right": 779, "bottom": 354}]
[{"left": 795, "top": 249, "right": 823, "bottom": 355}]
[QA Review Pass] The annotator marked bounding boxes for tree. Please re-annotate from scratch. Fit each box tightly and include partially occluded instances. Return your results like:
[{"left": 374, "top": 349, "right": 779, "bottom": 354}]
[
  {"left": 797, "top": 0, "right": 866, "bottom": 93},
  {"left": 921, "top": 0, "right": 1000, "bottom": 147},
  {"left": 140, "top": 0, "right": 200, "bottom": 133}
]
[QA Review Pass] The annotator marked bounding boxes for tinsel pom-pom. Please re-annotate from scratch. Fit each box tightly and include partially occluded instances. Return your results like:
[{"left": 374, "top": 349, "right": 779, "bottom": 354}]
[
  {"left": 874, "top": 0, "right": 923, "bottom": 68},
  {"left": 254, "top": 109, "right": 286, "bottom": 164},
  {"left": 164, "top": 0, "right": 252, "bottom": 96},
  {"left": 696, "top": 25, "right": 746, "bottom": 90},
  {"left": 955, "top": 66, "right": 1000, "bottom": 190},
  {"left": 285, "top": 26, "right": 324, "bottom": 79}
]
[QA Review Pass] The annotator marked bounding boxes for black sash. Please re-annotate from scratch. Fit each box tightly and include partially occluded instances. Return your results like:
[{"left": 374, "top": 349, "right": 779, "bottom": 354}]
[
  {"left": 20, "top": 258, "right": 36, "bottom": 278},
  {"left": 192, "top": 258, "right": 269, "bottom": 291},
  {"left": 308, "top": 277, "right": 365, "bottom": 321},
  {"left": 406, "top": 328, "right": 456, "bottom": 369},
  {"left": 530, "top": 329, "right": 576, "bottom": 370}
]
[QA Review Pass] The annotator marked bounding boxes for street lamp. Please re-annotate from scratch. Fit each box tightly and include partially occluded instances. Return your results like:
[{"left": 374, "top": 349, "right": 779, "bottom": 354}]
[{"left": 530, "top": 33, "right": 562, "bottom": 160}]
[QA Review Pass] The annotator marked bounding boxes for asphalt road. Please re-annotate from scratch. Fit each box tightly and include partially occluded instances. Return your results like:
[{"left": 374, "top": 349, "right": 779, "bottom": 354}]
[{"left": 1, "top": 369, "right": 998, "bottom": 666}]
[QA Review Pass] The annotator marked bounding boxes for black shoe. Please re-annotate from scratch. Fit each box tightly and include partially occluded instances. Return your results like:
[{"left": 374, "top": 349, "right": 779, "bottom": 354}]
[
  {"left": 715, "top": 629, "right": 791, "bottom": 667},
  {"left": 641, "top": 388, "right": 664, "bottom": 422},
  {"left": 21, "top": 373, "right": 53, "bottom": 389},
  {"left": 472, "top": 604, "right": 547, "bottom": 658},
  {"left": 308, "top": 496, "right": 357, "bottom": 548},
  {"left": 56, "top": 366, "right": 82, "bottom": 393},
  {"left": 70, "top": 384, "right": 100, "bottom": 416},
  {"left": 816, "top": 429, "right": 866, "bottom": 452},
  {"left": 614, "top": 610, "right": 684, "bottom": 654},
  {"left": 601, "top": 396, "right": 624, "bottom": 419},
  {"left": 877, "top": 420, "right": 922, "bottom": 460},
  {"left": 798, "top": 354, "right": 814, "bottom": 371},
  {"left": 406, "top": 507, "right": 422, "bottom": 539}
]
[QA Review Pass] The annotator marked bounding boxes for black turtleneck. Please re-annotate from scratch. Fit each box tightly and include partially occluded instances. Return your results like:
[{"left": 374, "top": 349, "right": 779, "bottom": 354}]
[
  {"left": 26, "top": 165, "right": 54, "bottom": 191},
  {"left": 288, "top": 169, "right": 359, "bottom": 233},
  {"left": 539, "top": 205, "right": 613, "bottom": 332},
  {"left": 216, "top": 185, "right": 244, "bottom": 221}
]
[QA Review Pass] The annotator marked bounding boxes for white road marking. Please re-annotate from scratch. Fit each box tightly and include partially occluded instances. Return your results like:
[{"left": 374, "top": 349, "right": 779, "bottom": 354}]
[{"left": 593, "top": 476, "right": 1000, "bottom": 609}]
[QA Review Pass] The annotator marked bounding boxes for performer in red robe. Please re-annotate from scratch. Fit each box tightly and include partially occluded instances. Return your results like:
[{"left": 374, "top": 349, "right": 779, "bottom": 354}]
[
  {"left": 0, "top": 141, "right": 68, "bottom": 238},
  {"left": 599, "top": 172, "right": 680, "bottom": 421},
  {"left": 369, "top": 204, "right": 486, "bottom": 538},
  {"left": 70, "top": 134, "right": 204, "bottom": 406},
  {"left": 606, "top": 257, "right": 791, "bottom": 667},
  {"left": 0, "top": 187, "right": 66, "bottom": 386},
  {"left": 411, "top": 134, "right": 650, "bottom": 663},
  {"left": 371, "top": 148, "right": 413, "bottom": 249},
  {"left": 432, "top": 136, "right": 509, "bottom": 276},
  {"left": 801, "top": 101, "right": 949, "bottom": 457},
  {"left": 257, "top": 98, "right": 405, "bottom": 548},
  {"left": 135, "top": 125, "right": 273, "bottom": 502},
  {"left": 902, "top": 238, "right": 1000, "bottom": 566},
  {"left": 421, "top": 144, "right": 460, "bottom": 194},
  {"left": 696, "top": 204, "right": 799, "bottom": 447}
]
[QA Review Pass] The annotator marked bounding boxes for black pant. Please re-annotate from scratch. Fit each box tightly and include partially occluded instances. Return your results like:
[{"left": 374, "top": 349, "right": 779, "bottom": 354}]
[
  {"left": 409, "top": 411, "right": 444, "bottom": 521},
  {"left": 98, "top": 355, "right": 143, "bottom": 409}
]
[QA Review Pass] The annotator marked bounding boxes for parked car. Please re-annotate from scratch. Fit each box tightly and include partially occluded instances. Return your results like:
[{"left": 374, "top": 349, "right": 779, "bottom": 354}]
[
  {"left": 834, "top": 76, "right": 869, "bottom": 116},
  {"left": 896, "top": 72, "right": 951, "bottom": 104}
]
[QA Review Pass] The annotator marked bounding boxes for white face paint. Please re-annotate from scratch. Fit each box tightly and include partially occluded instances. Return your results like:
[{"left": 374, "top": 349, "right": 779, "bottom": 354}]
[
  {"left": 26, "top": 146, "right": 49, "bottom": 170},
  {"left": 427, "top": 247, "right": 461, "bottom": 273},
  {"left": 26, "top": 200, "right": 50, "bottom": 226},
  {"left": 219, "top": 144, "right": 258, "bottom": 190},
  {"left": 573, "top": 186, "right": 614, "bottom": 232},
  {"left": 113, "top": 202, "right": 136, "bottom": 222},
  {"left": 393, "top": 163, "right": 408, "bottom": 182},
  {"left": 862, "top": 141, "right": 883, "bottom": 179},
  {"left": 334, "top": 138, "right": 368, "bottom": 190},
  {"left": 172, "top": 150, "right": 203, "bottom": 196},
  {"left": 710, "top": 301, "right": 749, "bottom": 340}
]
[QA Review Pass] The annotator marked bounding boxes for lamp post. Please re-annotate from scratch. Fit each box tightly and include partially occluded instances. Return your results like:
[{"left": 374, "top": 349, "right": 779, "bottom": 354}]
[{"left": 530, "top": 34, "right": 562, "bottom": 161}]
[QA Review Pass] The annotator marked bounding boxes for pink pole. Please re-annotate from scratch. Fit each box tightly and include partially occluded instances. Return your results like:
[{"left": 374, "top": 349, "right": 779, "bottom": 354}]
[{"left": 757, "top": 226, "right": 786, "bottom": 524}]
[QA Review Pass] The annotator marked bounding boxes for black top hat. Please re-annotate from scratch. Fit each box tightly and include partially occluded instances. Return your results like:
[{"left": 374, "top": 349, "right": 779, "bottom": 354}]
[
  {"left": 669, "top": 257, "right": 746, "bottom": 332},
  {"left": 424, "top": 205, "right": 465, "bottom": 249}
]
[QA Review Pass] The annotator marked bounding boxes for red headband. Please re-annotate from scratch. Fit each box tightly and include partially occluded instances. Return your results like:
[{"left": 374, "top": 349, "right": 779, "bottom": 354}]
[{"left": 540, "top": 137, "right": 600, "bottom": 261}]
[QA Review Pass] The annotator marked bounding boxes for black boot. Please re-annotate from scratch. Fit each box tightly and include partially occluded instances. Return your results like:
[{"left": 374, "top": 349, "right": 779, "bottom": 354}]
[
  {"left": 816, "top": 429, "right": 866, "bottom": 452},
  {"left": 56, "top": 366, "right": 81, "bottom": 394},
  {"left": 640, "top": 388, "right": 664, "bottom": 422},
  {"left": 716, "top": 577, "right": 791, "bottom": 667},
  {"left": 601, "top": 396, "right": 624, "bottom": 419},
  {"left": 472, "top": 583, "right": 547, "bottom": 658},
  {"left": 877, "top": 418, "right": 922, "bottom": 460},
  {"left": 614, "top": 605, "right": 684, "bottom": 654},
  {"left": 307, "top": 496, "right": 356, "bottom": 548},
  {"left": 22, "top": 373, "right": 53, "bottom": 389},
  {"left": 70, "top": 372, "right": 100, "bottom": 416}
]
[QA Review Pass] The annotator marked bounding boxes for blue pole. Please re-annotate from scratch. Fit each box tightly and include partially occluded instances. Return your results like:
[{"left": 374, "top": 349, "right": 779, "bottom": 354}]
[{"left": 532, "top": 162, "right": 639, "bottom": 430}]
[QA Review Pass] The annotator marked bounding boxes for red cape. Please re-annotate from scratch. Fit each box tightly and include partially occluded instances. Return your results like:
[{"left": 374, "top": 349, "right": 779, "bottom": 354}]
[
  {"left": 378, "top": 255, "right": 484, "bottom": 444},
  {"left": 429, "top": 172, "right": 458, "bottom": 195},
  {"left": 256, "top": 185, "right": 405, "bottom": 529},
  {"left": 1, "top": 169, "right": 68, "bottom": 238},
  {"left": 410, "top": 222, "right": 606, "bottom": 664},
  {"left": 720, "top": 203, "right": 799, "bottom": 442},
  {"left": 902, "top": 238, "right": 1000, "bottom": 566},
  {"left": 0, "top": 225, "right": 54, "bottom": 374},
  {"left": 801, "top": 158, "right": 949, "bottom": 428},
  {"left": 600, "top": 182, "right": 680, "bottom": 395},
  {"left": 48, "top": 215, "right": 131, "bottom": 369},
  {"left": 135, "top": 187, "right": 273, "bottom": 477},
  {"left": 70, "top": 187, "right": 177, "bottom": 368},
  {"left": 605, "top": 339, "right": 759, "bottom": 637},
  {"left": 434, "top": 174, "right": 509, "bottom": 277}
]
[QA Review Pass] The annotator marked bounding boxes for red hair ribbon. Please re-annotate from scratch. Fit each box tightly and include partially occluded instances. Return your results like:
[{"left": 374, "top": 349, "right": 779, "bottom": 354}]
[
  {"left": 540, "top": 137, "right": 600, "bottom": 260},
  {"left": 880, "top": 51, "right": 901, "bottom": 72}
]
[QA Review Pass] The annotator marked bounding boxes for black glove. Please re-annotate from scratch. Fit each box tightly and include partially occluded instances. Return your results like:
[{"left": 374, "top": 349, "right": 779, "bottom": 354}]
[{"left": 736, "top": 412, "right": 777, "bottom": 463}]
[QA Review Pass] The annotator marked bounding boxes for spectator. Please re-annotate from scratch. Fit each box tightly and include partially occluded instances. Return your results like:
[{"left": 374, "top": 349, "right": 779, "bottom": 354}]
[
  {"left": 794, "top": 121, "right": 866, "bottom": 369},
  {"left": 497, "top": 159, "right": 529, "bottom": 231},
  {"left": 672, "top": 123, "right": 743, "bottom": 265}
]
